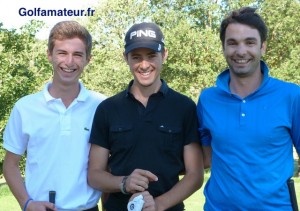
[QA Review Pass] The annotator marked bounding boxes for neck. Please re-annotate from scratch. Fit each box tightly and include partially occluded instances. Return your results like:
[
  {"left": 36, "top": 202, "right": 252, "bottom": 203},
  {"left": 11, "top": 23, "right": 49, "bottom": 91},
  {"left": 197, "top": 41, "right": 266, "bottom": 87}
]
[
  {"left": 130, "top": 80, "right": 162, "bottom": 107},
  {"left": 229, "top": 73, "right": 263, "bottom": 98},
  {"left": 49, "top": 81, "right": 80, "bottom": 108}
]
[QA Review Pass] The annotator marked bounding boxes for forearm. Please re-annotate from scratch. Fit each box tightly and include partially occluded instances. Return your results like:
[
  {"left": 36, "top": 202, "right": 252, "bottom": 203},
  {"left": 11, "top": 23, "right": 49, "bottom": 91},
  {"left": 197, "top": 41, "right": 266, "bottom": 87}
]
[
  {"left": 202, "top": 146, "right": 212, "bottom": 169},
  {"left": 155, "top": 171, "right": 203, "bottom": 210},
  {"left": 154, "top": 142, "right": 204, "bottom": 210},
  {"left": 3, "top": 158, "right": 30, "bottom": 209},
  {"left": 88, "top": 145, "right": 124, "bottom": 193},
  {"left": 88, "top": 170, "right": 123, "bottom": 193}
]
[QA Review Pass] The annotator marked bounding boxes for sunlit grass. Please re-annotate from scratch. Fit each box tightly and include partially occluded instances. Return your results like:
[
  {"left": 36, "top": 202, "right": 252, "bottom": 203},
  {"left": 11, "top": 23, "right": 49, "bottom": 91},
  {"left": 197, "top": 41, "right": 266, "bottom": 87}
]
[{"left": 0, "top": 172, "right": 299, "bottom": 211}]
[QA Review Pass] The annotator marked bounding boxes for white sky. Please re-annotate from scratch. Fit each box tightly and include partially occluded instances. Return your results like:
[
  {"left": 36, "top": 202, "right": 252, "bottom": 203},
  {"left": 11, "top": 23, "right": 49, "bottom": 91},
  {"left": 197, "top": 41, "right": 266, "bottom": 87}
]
[{"left": 0, "top": 0, "right": 100, "bottom": 39}]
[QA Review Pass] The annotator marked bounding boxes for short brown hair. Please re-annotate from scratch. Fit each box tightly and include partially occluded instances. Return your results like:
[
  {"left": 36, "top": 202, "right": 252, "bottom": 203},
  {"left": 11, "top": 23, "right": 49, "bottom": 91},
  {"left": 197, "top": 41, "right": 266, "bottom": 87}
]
[
  {"left": 48, "top": 21, "right": 92, "bottom": 58},
  {"left": 220, "top": 7, "right": 268, "bottom": 48}
]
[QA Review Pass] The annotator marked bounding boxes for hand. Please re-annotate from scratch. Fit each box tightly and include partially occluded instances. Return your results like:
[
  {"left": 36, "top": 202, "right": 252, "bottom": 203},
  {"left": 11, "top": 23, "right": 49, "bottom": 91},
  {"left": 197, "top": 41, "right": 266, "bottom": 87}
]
[
  {"left": 130, "top": 191, "right": 156, "bottom": 211},
  {"left": 26, "top": 200, "right": 57, "bottom": 211},
  {"left": 125, "top": 169, "right": 158, "bottom": 193}
]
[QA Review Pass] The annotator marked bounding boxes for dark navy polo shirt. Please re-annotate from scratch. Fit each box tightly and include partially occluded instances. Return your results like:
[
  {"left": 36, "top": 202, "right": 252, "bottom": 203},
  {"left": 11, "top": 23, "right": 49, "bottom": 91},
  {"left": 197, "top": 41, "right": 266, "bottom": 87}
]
[{"left": 90, "top": 80, "right": 199, "bottom": 211}]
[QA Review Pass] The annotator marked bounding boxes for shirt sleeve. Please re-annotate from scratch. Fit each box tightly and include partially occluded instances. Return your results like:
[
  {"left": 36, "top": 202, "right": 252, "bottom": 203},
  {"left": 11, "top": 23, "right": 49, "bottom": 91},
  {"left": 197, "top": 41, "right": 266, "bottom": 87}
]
[
  {"left": 3, "top": 103, "right": 28, "bottom": 155},
  {"left": 89, "top": 102, "right": 110, "bottom": 149},
  {"left": 183, "top": 100, "right": 200, "bottom": 145},
  {"left": 291, "top": 85, "right": 300, "bottom": 154},
  {"left": 196, "top": 95, "right": 212, "bottom": 146}
]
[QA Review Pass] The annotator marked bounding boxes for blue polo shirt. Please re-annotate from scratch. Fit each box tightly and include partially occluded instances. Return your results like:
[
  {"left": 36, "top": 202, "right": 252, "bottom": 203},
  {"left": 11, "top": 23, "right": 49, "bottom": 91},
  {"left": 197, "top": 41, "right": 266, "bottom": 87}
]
[
  {"left": 90, "top": 80, "right": 199, "bottom": 211},
  {"left": 197, "top": 61, "right": 300, "bottom": 210}
]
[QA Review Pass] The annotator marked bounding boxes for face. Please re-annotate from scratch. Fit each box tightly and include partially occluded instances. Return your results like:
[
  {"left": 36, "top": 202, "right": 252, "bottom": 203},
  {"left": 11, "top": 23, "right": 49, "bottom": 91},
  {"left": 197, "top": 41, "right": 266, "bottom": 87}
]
[
  {"left": 125, "top": 48, "right": 168, "bottom": 89},
  {"left": 47, "top": 38, "right": 90, "bottom": 85},
  {"left": 223, "top": 23, "right": 266, "bottom": 78}
]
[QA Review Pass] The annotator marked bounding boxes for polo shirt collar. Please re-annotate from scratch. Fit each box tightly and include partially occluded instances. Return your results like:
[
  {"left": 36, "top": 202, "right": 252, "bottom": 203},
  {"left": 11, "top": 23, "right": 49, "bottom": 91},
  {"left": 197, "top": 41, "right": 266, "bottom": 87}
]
[
  {"left": 216, "top": 60, "right": 270, "bottom": 93},
  {"left": 43, "top": 81, "right": 89, "bottom": 102},
  {"left": 125, "top": 79, "right": 169, "bottom": 97}
]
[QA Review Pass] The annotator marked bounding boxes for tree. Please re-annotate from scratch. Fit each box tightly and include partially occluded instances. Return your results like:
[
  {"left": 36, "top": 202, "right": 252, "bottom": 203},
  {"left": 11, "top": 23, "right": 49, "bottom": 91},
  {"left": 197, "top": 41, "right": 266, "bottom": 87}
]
[
  {"left": 80, "top": 0, "right": 152, "bottom": 96},
  {"left": 0, "top": 20, "right": 51, "bottom": 174},
  {"left": 261, "top": 0, "right": 300, "bottom": 84}
]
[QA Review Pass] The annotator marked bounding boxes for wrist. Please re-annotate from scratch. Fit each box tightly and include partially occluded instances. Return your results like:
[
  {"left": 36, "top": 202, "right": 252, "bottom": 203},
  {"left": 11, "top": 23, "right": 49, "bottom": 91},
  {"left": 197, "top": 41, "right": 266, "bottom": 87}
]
[
  {"left": 120, "top": 176, "right": 130, "bottom": 194},
  {"left": 155, "top": 197, "right": 167, "bottom": 211},
  {"left": 23, "top": 198, "right": 33, "bottom": 211}
]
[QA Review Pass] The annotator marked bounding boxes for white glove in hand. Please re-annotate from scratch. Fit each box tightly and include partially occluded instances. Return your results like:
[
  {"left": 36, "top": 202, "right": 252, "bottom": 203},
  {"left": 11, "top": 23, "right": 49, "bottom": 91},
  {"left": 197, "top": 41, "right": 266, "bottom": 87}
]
[{"left": 127, "top": 195, "right": 144, "bottom": 211}]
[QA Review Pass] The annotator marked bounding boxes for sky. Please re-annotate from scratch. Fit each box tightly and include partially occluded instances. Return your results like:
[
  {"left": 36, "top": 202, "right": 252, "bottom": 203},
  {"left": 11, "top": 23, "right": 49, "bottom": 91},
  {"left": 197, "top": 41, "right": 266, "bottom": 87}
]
[{"left": 0, "top": 0, "right": 100, "bottom": 39}]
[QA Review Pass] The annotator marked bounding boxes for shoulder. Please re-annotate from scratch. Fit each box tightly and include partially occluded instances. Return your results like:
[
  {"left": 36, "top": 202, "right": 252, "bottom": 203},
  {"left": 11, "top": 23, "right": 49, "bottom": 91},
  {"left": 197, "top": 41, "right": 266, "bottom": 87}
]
[
  {"left": 97, "top": 90, "right": 126, "bottom": 107},
  {"left": 88, "top": 90, "right": 107, "bottom": 102},
  {"left": 8, "top": 91, "right": 43, "bottom": 116},
  {"left": 167, "top": 88, "right": 196, "bottom": 107},
  {"left": 198, "top": 86, "right": 218, "bottom": 100},
  {"left": 15, "top": 91, "right": 42, "bottom": 105},
  {"left": 269, "top": 77, "right": 300, "bottom": 95}
]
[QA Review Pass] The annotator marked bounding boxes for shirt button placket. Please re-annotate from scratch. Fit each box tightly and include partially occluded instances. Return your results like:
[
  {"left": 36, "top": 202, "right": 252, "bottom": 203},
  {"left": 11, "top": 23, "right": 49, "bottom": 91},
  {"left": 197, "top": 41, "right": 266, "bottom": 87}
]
[{"left": 240, "top": 99, "right": 247, "bottom": 125}]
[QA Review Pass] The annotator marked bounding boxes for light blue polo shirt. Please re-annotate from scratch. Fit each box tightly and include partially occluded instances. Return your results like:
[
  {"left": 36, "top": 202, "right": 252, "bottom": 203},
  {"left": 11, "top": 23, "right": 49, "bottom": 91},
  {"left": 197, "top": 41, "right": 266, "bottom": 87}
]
[{"left": 197, "top": 61, "right": 300, "bottom": 210}]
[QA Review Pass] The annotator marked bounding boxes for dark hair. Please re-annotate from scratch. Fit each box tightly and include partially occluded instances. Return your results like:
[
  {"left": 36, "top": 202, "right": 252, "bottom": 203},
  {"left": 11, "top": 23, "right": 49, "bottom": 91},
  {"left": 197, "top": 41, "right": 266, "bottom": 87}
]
[
  {"left": 48, "top": 21, "right": 92, "bottom": 58},
  {"left": 220, "top": 7, "right": 268, "bottom": 48}
]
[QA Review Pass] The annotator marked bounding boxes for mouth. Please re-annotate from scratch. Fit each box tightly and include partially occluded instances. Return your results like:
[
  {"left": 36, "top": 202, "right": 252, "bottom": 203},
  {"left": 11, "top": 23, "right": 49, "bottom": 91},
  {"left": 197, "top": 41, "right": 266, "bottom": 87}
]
[
  {"left": 233, "top": 59, "right": 250, "bottom": 64},
  {"left": 138, "top": 70, "right": 151, "bottom": 76},
  {"left": 61, "top": 67, "right": 76, "bottom": 73}
]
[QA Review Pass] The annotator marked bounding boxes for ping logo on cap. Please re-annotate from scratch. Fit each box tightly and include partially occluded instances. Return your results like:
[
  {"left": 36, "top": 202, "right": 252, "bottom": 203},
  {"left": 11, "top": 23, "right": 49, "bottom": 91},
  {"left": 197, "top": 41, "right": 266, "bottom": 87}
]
[
  {"left": 124, "top": 22, "right": 165, "bottom": 54},
  {"left": 130, "top": 30, "right": 156, "bottom": 40}
]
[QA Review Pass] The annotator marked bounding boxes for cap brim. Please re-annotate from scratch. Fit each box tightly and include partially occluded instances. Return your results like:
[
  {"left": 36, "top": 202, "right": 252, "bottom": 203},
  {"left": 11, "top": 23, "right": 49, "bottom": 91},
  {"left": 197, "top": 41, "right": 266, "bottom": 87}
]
[{"left": 125, "top": 41, "right": 163, "bottom": 54}]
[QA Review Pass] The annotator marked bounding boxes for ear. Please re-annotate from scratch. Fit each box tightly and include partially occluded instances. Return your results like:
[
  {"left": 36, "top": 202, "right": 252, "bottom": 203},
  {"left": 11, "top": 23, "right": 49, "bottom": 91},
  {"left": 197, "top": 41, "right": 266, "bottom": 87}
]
[
  {"left": 47, "top": 49, "right": 52, "bottom": 62},
  {"left": 162, "top": 48, "right": 168, "bottom": 63},
  {"left": 261, "top": 41, "right": 267, "bottom": 56},
  {"left": 123, "top": 52, "right": 129, "bottom": 64},
  {"left": 86, "top": 55, "right": 92, "bottom": 64}
]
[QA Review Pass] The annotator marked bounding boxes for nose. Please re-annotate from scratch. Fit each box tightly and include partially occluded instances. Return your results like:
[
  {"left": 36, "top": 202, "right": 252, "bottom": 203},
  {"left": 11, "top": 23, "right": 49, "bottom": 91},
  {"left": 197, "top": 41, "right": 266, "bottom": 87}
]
[
  {"left": 140, "top": 59, "right": 150, "bottom": 70},
  {"left": 65, "top": 54, "right": 74, "bottom": 65},
  {"left": 236, "top": 44, "right": 247, "bottom": 56}
]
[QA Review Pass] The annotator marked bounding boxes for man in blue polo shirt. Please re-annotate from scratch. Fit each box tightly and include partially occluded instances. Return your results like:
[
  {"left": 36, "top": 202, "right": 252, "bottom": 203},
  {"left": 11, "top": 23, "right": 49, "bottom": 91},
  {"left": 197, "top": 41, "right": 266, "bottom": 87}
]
[
  {"left": 197, "top": 7, "right": 300, "bottom": 210},
  {"left": 88, "top": 22, "right": 204, "bottom": 211}
]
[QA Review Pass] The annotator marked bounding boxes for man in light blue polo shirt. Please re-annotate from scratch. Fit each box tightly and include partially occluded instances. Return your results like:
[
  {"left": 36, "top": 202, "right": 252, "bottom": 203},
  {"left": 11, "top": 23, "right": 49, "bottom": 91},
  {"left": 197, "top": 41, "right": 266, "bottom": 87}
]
[{"left": 197, "top": 7, "right": 300, "bottom": 210}]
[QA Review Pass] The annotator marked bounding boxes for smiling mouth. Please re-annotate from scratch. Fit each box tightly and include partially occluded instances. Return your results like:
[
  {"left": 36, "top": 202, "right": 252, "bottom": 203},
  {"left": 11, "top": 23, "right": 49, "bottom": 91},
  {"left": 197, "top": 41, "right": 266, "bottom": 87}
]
[
  {"left": 138, "top": 70, "right": 151, "bottom": 76},
  {"left": 61, "top": 68, "right": 76, "bottom": 73},
  {"left": 234, "top": 59, "right": 250, "bottom": 64}
]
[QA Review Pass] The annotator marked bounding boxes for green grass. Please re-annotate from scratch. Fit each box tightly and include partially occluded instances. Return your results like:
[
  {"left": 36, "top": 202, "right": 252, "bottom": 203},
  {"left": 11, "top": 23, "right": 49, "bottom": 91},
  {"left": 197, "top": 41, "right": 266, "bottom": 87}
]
[
  {"left": 0, "top": 184, "right": 20, "bottom": 210},
  {"left": 0, "top": 176, "right": 299, "bottom": 211}
]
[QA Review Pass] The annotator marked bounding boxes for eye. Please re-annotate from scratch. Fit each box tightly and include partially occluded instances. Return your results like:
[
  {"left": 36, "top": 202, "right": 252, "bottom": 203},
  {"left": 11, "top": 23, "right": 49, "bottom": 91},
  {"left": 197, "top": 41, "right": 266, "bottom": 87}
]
[
  {"left": 131, "top": 56, "right": 141, "bottom": 60},
  {"left": 246, "top": 41, "right": 256, "bottom": 46},
  {"left": 149, "top": 53, "right": 157, "bottom": 58},
  {"left": 227, "top": 41, "right": 236, "bottom": 46},
  {"left": 74, "top": 53, "right": 83, "bottom": 57}
]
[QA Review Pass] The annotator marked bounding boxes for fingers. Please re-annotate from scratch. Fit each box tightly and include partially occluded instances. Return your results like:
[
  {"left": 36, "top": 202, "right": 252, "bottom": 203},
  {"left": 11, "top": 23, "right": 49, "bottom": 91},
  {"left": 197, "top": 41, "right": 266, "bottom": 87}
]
[
  {"left": 139, "top": 170, "right": 158, "bottom": 182},
  {"left": 45, "top": 202, "right": 57, "bottom": 211},
  {"left": 126, "top": 169, "right": 158, "bottom": 193},
  {"left": 26, "top": 201, "right": 57, "bottom": 211},
  {"left": 132, "top": 169, "right": 158, "bottom": 182},
  {"left": 126, "top": 175, "right": 148, "bottom": 193},
  {"left": 129, "top": 191, "right": 156, "bottom": 211},
  {"left": 142, "top": 192, "right": 156, "bottom": 211}
]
